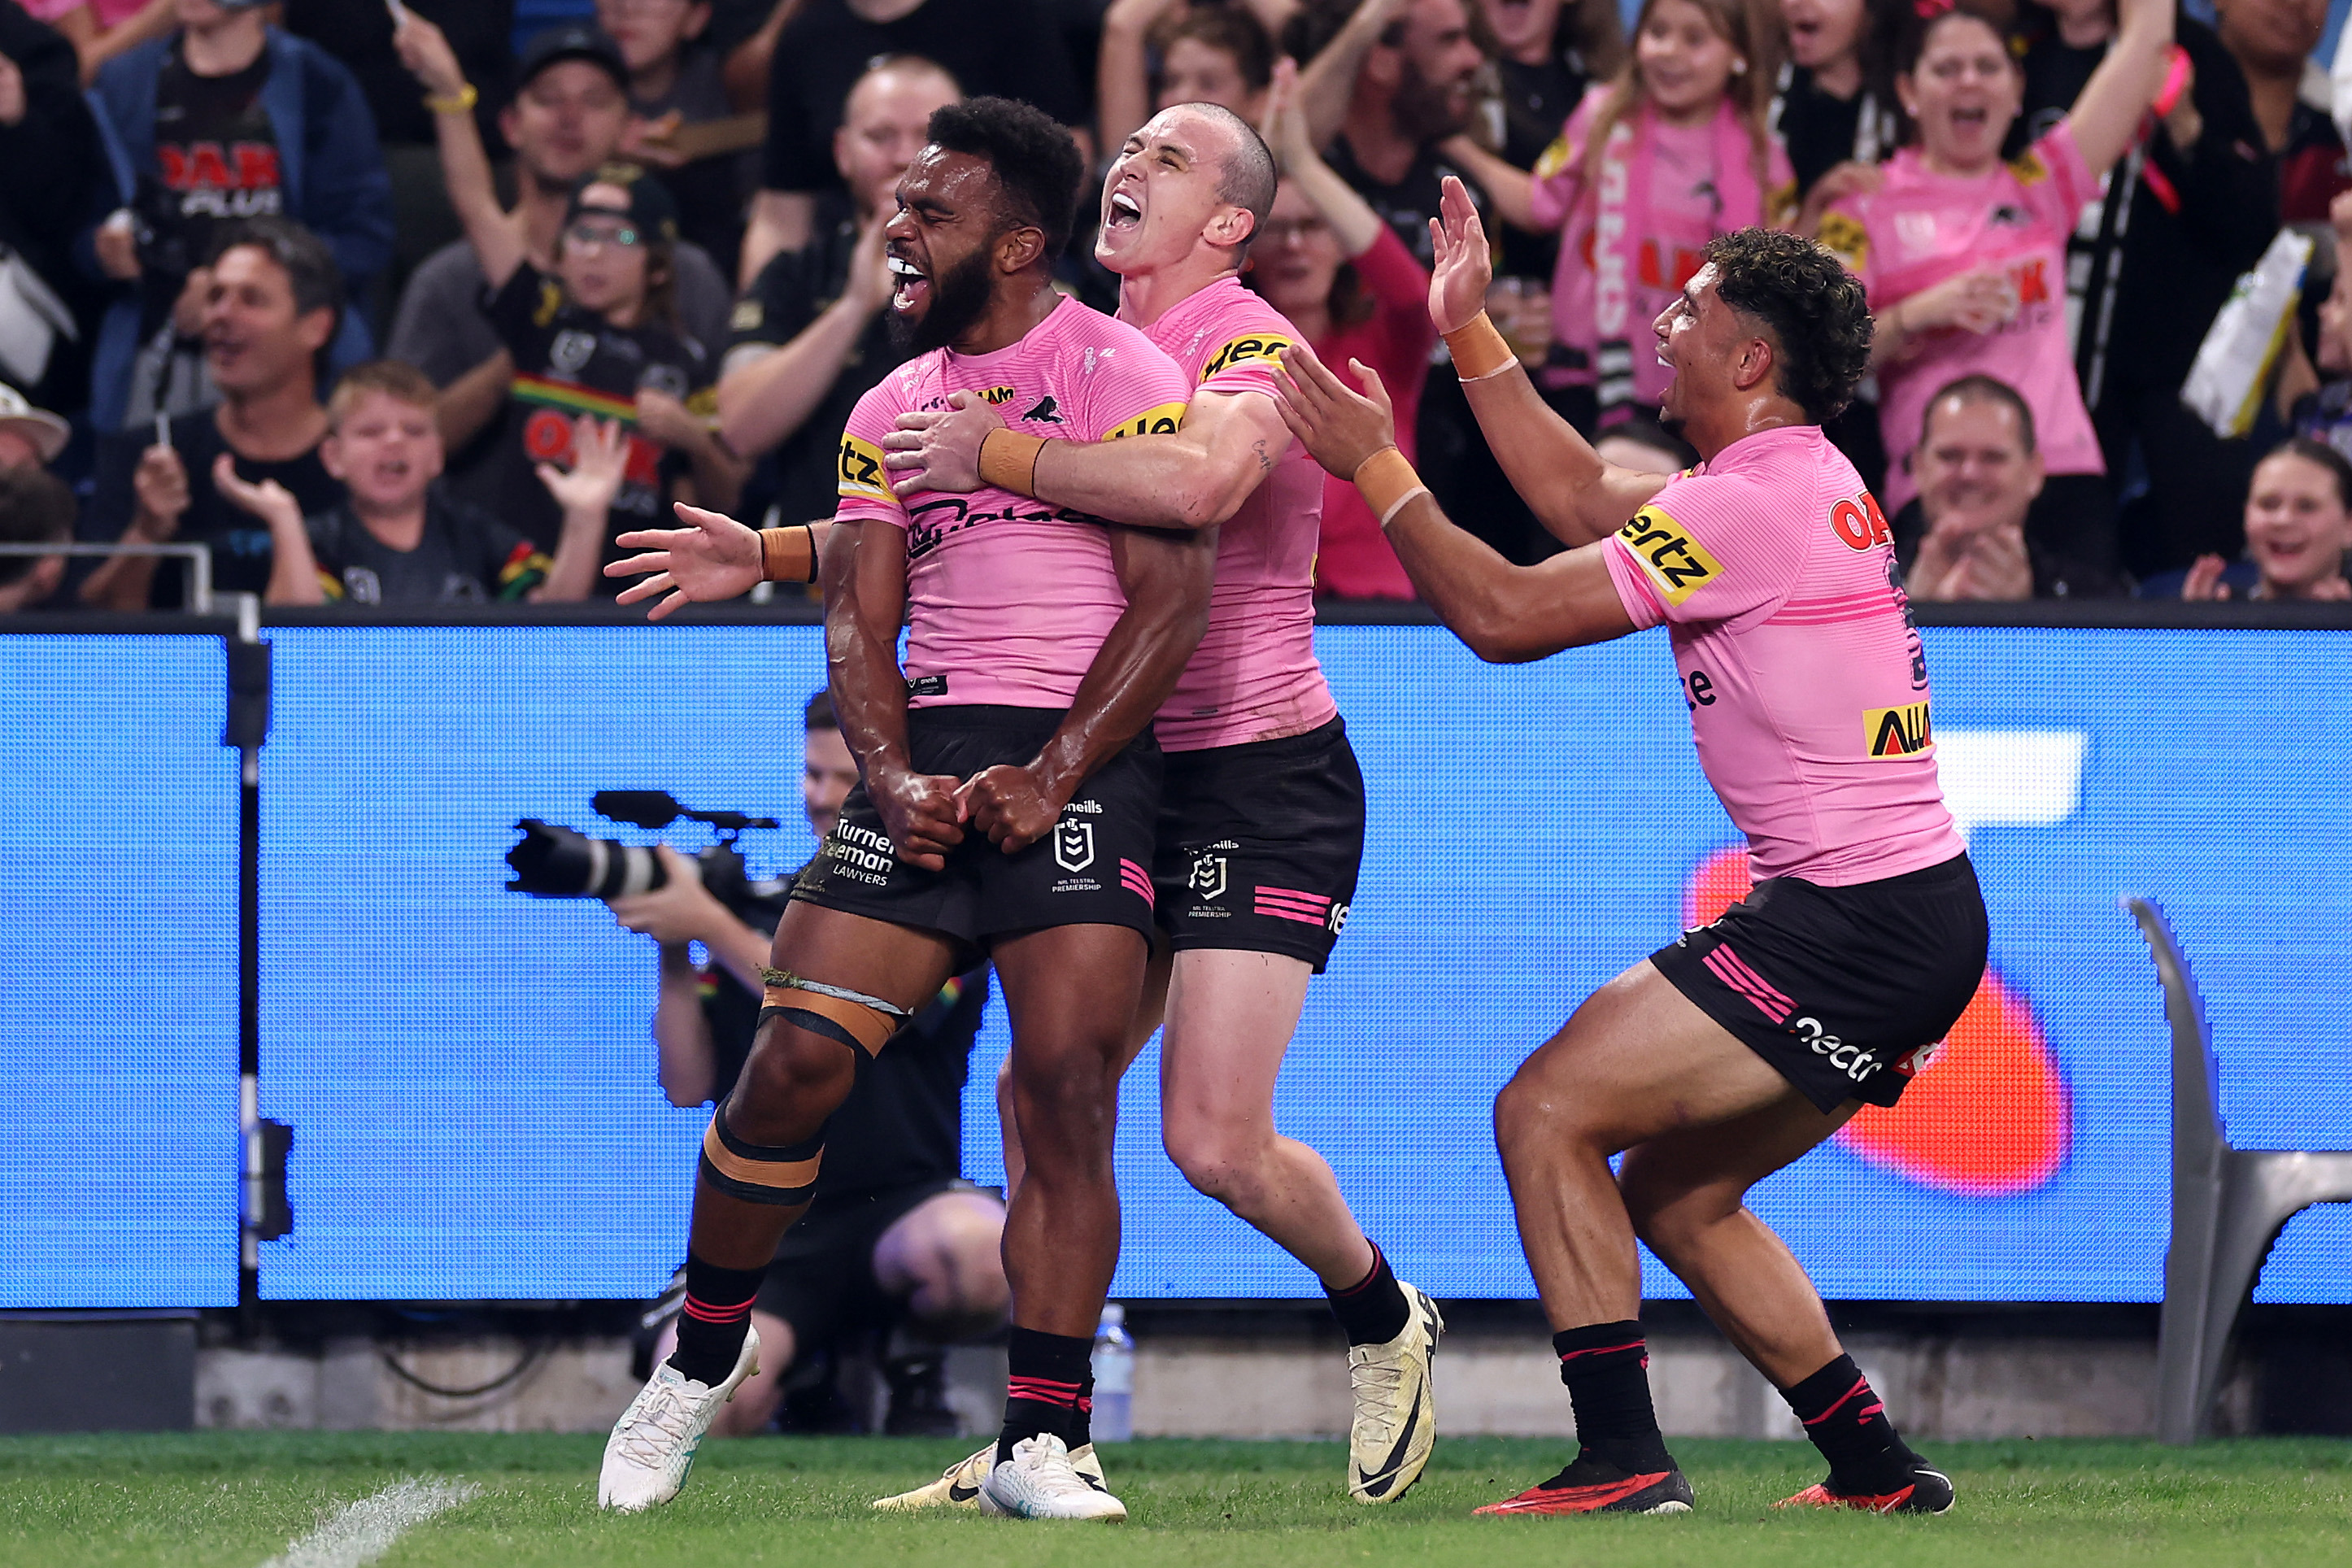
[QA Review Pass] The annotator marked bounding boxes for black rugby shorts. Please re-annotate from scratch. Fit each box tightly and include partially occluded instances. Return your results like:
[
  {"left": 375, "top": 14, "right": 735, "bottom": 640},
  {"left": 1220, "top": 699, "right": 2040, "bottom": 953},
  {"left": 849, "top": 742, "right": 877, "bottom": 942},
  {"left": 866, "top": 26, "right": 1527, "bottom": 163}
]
[{"left": 1649, "top": 854, "right": 1989, "bottom": 1112}]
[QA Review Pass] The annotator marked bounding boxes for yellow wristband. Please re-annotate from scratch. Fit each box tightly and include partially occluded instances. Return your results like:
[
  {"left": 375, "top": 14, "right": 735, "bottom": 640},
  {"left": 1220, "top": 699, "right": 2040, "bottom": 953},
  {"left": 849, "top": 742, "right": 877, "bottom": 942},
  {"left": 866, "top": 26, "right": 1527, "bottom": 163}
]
[
  {"left": 760, "top": 524, "right": 817, "bottom": 584},
  {"left": 424, "top": 83, "right": 478, "bottom": 115},
  {"left": 1443, "top": 311, "right": 1516, "bottom": 381},
  {"left": 1352, "top": 446, "right": 1425, "bottom": 525},
  {"left": 977, "top": 427, "right": 1048, "bottom": 497}
]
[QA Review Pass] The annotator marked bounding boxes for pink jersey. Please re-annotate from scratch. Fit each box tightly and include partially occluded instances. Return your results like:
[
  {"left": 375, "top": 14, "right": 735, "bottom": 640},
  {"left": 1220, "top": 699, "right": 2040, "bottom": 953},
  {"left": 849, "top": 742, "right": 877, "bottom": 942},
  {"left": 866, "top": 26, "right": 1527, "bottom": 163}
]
[
  {"left": 20, "top": 0, "right": 146, "bottom": 26},
  {"left": 1601, "top": 424, "right": 1964, "bottom": 886},
  {"left": 1531, "top": 89, "right": 1794, "bottom": 412},
  {"left": 1821, "top": 124, "right": 2103, "bottom": 512},
  {"left": 1135, "top": 277, "right": 1338, "bottom": 751},
  {"left": 837, "top": 295, "right": 1191, "bottom": 710}
]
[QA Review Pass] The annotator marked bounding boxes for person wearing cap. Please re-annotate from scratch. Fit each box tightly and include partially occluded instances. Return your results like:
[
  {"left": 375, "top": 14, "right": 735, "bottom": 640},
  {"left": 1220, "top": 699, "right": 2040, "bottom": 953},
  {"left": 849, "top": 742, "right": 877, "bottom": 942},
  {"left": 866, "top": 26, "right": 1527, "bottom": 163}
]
[
  {"left": 82, "top": 0, "right": 392, "bottom": 435},
  {"left": 398, "top": 11, "right": 744, "bottom": 578},
  {"left": 0, "top": 383, "right": 71, "bottom": 472},
  {"left": 384, "top": 20, "right": 736, "bottom": 466}
]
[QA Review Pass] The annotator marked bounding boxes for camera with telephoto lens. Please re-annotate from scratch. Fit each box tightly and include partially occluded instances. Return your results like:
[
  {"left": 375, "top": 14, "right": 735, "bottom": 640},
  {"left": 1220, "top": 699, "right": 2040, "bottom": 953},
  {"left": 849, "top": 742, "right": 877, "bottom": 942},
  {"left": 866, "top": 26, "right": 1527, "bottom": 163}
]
[{"left": 506, "top": 791, "right": 784, "bottom": 912}]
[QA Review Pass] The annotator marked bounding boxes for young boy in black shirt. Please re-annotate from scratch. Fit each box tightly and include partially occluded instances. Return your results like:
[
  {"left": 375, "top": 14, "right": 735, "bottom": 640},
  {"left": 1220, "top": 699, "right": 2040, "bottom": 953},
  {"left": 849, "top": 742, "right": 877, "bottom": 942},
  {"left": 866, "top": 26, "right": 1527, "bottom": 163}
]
[{"left": 217, "top": 359, "right": 618, "bottom": 604}]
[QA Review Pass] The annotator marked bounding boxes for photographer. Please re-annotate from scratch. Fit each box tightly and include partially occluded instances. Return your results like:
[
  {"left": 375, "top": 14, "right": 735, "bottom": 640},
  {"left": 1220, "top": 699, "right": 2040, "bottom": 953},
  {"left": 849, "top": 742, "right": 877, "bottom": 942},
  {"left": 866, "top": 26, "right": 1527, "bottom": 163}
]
[{"left": 625, "top": 691, "right": 1007, "bottom": 1436}]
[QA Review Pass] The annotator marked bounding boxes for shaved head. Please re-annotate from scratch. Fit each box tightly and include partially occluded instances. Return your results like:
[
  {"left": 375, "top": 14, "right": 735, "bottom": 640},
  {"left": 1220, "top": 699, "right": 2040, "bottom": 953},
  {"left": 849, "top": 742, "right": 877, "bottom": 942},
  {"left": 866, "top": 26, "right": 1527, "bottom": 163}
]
[{"left": 1173, "top": 101, "right": 1276, "bottom": 248}]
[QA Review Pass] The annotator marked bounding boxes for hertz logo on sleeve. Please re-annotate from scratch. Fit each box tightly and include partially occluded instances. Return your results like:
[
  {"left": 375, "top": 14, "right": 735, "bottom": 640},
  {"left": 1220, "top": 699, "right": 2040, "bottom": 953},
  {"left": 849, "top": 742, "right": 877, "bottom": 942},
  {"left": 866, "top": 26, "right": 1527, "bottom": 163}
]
[
  {"left": 1104, "top": 401, "right": 1187, "bottom": 439},
  {"left": 1615, "top": 506, "right": 1722, "bottom": 605},
  {"left": 1865, "top": 703, "right": 1934, "bottom": 758},
  {"left": 836, "top": 432, "right": 891, "bottom": 502},
  {"left": 1201, "top": 333, "right": 1295, "bottom": 380}
]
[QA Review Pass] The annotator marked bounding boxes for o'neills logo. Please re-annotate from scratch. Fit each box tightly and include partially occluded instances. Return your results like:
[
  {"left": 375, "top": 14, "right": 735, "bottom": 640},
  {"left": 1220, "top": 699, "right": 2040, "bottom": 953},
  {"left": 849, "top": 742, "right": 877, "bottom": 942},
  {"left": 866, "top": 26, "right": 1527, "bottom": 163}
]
[{"left": 1865, "top": 703, "right": 1933, "bottom": 758}]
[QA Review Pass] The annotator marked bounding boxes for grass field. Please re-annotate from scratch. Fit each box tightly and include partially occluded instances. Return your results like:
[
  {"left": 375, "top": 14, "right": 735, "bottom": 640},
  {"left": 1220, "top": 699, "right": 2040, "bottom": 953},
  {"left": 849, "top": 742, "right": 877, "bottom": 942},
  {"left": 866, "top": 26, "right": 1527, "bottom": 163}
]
[{"left": 3, "top": 1432, "right": 2347, "bottom": 1568}]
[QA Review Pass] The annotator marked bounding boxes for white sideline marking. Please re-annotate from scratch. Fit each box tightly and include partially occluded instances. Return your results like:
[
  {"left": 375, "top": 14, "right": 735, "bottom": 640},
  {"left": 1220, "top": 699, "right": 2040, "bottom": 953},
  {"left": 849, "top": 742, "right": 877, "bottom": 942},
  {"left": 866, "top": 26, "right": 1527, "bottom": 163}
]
[
  {"left": 256, "top": 1478, "right": 478, "bottom": 1568},
  {"left": 1936, "top": 728, "right": 2088, "bottom": 839}
]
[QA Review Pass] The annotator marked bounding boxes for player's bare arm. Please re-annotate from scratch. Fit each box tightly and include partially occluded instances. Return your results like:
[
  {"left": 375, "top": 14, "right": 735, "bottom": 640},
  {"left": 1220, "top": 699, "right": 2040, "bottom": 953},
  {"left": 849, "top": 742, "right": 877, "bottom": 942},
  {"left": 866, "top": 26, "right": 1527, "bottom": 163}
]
[
  {"left": 964, "top": 522, "right": 1217, "bottom": 852},
  {"left": 1428, "top": 176, "right": 1667, "bottom": 546},
  {"left": 881, "top": 385, "right": 1289, "bottom": 531},
  {"left": 825, "top": 516, "right": 965, "bottom": 870},
  {"left": 605, "top": 507, "right": 830, "bottom": 617},
  {"left": 1277, "top": 341, "right": 1633, "bottom": 664}
]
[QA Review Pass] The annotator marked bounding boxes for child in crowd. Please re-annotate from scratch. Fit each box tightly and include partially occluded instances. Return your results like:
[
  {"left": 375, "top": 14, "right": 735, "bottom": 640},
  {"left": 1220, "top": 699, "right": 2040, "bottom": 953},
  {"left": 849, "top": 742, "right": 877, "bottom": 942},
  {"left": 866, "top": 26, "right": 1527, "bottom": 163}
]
[
  {"left": 1529, "top": 0, "right": 1793, "bottom": 434},
  {"left": 597, "top": 0, "right": 754, "bottom": 264},
  {"left": 1249, "top": 59, "right": 1430, "bottom": 599},
  {"left": 394, "top": 12, "right": 744, "bottom": 584},
  {"left": 2172, "top": 438, "right": 2352, "bottom": 601},
  {"left": 217, "top": 359, "right": 620, "bottom": 605},
  {"left": 1771, "top": 0, "right": 1899, "bottom": 211}
]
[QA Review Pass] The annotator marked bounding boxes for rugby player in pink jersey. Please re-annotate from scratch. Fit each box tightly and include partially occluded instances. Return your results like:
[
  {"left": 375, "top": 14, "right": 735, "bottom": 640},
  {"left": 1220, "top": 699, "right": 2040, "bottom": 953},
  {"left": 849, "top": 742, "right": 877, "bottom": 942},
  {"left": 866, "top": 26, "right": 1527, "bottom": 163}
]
[
  {"left": 877, "top": 94, "right": 1444, "bottom": 1507},
  {"left": 1273, "top": 178, "right": 1988, "bottom": 1518},
  {"left": 594, "top": 98, "right": 1213, "bottom": 1522}
]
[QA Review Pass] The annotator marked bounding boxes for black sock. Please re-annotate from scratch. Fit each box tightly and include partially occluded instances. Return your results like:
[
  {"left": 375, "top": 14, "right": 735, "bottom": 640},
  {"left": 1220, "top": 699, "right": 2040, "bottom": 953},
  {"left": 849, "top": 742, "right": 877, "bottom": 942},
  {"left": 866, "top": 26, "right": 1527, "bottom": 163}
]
[
  {"left": 1000, "top": 1326, "right": 1094, "bottom": 1461},
  {"left": 1323, "top": 1240, "right": 1412, "bottom": 1346},
  {"left": 1553, "top": 1322, "right": 1675, "bottom": 1476},
  {"left": 666, "top": 1253, "right": 764, "bottom": 1386},
  {"left": 1781, "top": 1353, "right": 1921, "bottom": 1493}
]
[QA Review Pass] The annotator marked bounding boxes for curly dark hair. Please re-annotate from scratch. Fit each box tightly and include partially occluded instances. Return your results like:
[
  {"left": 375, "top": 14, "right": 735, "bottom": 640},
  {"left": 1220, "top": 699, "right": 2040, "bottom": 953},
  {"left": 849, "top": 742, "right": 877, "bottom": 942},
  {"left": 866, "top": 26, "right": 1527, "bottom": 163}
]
[
  {"left": 927, "top": 97, "right": 1086, "bottom": 255},
  {"left": 1703, "top": 229, "right": 1874, "bottom": 425}
]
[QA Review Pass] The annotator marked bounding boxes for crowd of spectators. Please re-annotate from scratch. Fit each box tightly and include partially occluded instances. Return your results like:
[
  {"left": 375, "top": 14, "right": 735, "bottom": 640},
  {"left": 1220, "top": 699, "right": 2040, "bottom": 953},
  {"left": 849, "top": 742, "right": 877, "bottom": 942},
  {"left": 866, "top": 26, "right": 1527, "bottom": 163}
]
[{"left": 3, "top": 0, "right": 2351, "bottom": 610}]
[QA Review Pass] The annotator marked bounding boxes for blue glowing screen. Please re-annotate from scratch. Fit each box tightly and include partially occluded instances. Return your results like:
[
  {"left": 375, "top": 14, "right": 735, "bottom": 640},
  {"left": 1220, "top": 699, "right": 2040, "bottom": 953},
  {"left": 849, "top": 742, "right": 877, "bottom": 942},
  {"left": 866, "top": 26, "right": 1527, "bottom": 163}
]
[{"left": 246, "top": 623, "right": 2350, "bottom": 1303}]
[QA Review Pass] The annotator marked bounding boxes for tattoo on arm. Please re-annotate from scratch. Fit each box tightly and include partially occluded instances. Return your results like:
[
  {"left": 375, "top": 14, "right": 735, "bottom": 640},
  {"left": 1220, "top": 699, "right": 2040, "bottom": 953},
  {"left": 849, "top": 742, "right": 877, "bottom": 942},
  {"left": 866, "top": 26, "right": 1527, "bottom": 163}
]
[{"left": 1252, "top": 439, "right": 1272, "bottom": 476}]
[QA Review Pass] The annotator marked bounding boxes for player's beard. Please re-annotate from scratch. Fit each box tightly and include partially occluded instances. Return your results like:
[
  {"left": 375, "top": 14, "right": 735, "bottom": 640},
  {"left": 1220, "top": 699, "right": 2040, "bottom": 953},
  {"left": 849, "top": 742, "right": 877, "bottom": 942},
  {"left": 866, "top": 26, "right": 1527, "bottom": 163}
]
[{"left": 887, "top": 243, "right": 996, "bottom": 356}]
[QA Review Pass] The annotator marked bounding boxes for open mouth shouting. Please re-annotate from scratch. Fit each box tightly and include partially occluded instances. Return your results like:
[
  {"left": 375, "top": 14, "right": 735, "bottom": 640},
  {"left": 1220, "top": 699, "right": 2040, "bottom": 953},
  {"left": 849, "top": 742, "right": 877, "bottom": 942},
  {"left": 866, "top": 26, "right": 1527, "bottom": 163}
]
[
  {"left": 887, "top": 250, "right": 929, "bottom": 316},
  {"left": 1104, "top": 188, "right": 1143, "bottom": 232}
]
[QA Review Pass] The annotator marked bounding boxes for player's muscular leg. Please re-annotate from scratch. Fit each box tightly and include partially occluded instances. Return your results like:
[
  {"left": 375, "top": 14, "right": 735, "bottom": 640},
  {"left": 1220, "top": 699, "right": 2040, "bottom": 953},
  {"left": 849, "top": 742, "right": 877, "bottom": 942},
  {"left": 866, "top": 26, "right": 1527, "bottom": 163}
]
[
  {"left": 689, "top": 903, "right": 960, "bottom": 1270},
  {"left": 995, "top": 929, "right": 1168, "bottom": 1199},
  {"left": 991, "top": 921, "right": 1149, "bottom": 1336},
  {"left": 1618, "top": 1099, "right": 1854, "bottom": 1387},
  {"left": 1159, "top": 949, "right": 1375, "bottom": 1286},
  {"left": 873, "top": 1190, "right": 1011, "bottom": 1338},
  {"left": 1492, "top": 959, "right": 1796, "bottom": 1329}
]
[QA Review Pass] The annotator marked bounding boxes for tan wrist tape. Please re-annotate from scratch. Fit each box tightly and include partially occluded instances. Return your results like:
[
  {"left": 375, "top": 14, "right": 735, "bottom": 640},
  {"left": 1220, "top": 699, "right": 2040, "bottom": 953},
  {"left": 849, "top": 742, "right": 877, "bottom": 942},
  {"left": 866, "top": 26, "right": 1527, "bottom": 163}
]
[
  {"left": 1353, "top": 446, "right": 1425, "bottom": 525},
  {"left": 1444, "top": 311, "right": 1517, "bottom": 381},
  {"left": 759, "top": 524, "right": 816, "bottom": 583},
  {"left": 978, "top": 427, "right": 1048, "bottom": 497}
]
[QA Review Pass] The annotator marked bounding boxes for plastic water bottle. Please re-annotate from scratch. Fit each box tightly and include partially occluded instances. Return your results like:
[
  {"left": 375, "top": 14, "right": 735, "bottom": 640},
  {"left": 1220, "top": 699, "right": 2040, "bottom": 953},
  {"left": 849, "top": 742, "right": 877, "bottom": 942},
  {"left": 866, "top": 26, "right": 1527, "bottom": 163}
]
[{"left": 1091, "top": 1303, "right": 1135, "bottom": 1443}]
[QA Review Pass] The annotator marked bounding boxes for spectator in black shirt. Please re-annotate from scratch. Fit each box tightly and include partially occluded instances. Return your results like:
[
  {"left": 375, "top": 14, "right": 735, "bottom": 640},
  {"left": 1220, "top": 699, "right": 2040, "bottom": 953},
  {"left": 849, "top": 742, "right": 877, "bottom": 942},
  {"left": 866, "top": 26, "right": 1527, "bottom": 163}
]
[
  {"left": 599, "top": 0, "right": 754, "bottom": 264},
  {"left": 2218, "top": 0, "right": 2347, "bottom": 224},
  {"left": 1773, "top": 0, "right": 1899, "bottom": 207},
  {"left": 80, "top": 216, "right": 344, "bottom": 608},
  {"left": 626, "top": 690, "right": 1006, "bottom": 1437},
  {"left": 1466, "top": 0, "right": 1624, "bottom": 282},
  {"left": 0, "top": 1, "right": 107, "bottom": 414},
  {"left": 84, "top": 0, "right": 392, "bottom": 434},
  {"left": 384, "top": 23, "right": 736, "bottom": 465},
  {"left": 216, "top": 358, "right": 617, "bottom": 604},
  {"left": 400, "top": 13, "right": 744, "bottom": 572},
  {"left": 719, "top": 54, "right": 957, "bottom": 528},
  {"left": 738, "top": 0, "right": 1085, "bottom": 288}
]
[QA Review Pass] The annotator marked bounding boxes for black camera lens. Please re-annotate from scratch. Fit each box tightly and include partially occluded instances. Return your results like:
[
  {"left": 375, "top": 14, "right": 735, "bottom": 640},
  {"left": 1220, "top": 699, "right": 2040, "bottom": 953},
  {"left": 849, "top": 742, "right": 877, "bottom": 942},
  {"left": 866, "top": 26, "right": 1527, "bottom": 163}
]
[{"left": 506, "top": 819, "right": 671, "bottom": 899}]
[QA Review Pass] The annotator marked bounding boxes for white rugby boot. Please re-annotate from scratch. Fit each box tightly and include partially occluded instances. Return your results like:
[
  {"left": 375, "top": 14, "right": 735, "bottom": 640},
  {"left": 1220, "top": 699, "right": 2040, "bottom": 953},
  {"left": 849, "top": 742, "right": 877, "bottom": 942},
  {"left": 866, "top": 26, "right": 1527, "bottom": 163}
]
[
  {"left": 597, "top": 1326, "right": 760, "bottom": 1511},
  {"left": 978, "top": 1433, "right": 1129, "bottom": 1520},
  {"left": 1345, "top": 1282, "right": 1444, "bottom": 1503},
  {"left": 872, "top": 1440, "right": 1109, "bottom": 1510}
]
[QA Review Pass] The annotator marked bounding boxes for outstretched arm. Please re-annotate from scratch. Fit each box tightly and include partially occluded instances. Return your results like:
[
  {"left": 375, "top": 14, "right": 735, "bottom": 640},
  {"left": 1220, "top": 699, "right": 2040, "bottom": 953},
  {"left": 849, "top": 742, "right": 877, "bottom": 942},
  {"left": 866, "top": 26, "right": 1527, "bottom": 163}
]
[
  {"left": 1425, "top": 176, "right": 1666, "bottom": 543},
  {"left": 395, "top": 15, "right": 525, "bottom": 289},
  {"left": 2063, "top": 0, "right": 2175, "bottom": 178},
  {"left": 960, "top": 523, "right": 1217, "bottom": 853},
  {"left": 1275, "top": 341, "right": 1632, "bottom": 661}
]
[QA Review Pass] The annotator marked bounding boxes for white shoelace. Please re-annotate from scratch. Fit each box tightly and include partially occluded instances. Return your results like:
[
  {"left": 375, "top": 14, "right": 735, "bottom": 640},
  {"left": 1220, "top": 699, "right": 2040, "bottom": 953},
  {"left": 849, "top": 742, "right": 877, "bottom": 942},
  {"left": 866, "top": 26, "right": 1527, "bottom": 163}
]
[
  {"left": 612, "top": 1376, "right": 699, "bottom": 1468},
  {"left": 1348, "top": 1351, "right": 1411, "bottom": 1444},
  {"left": 1009, "top": 1440, "right": 1095, "bottom": 1499}
]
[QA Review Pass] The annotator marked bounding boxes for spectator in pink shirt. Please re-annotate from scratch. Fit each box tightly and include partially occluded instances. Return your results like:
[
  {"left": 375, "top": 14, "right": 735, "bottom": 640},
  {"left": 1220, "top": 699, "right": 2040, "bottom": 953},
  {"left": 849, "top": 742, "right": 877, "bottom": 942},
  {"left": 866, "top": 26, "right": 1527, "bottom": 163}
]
[
  {"left": 20, "top": 0, "right": 172, "bottom": 84},
  {"left": 1250, "top": 59, "right": 1430, "bottom": 598},
  {"left": 1817, "top": 0, "right": 2171, "bottom": 597}
]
